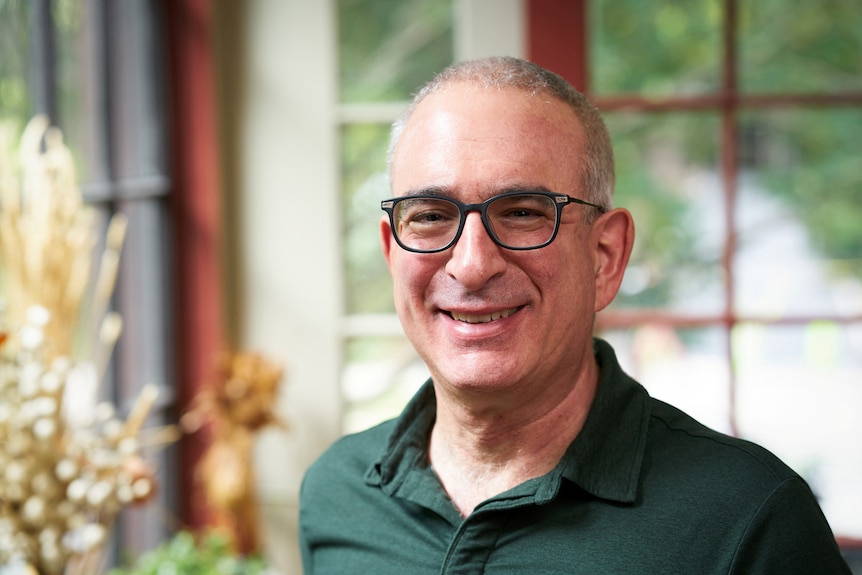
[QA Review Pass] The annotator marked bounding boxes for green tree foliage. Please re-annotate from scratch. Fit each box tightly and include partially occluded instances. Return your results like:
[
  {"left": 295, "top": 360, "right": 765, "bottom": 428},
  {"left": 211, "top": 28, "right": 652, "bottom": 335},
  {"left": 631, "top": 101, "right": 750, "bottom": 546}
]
[
  {"left": 341, "top": 123, "right": 395, "bottom": 314},
  {"left": 740, "top": 0, "right": 862, "bottom": 93},
  {"left": 338, "top": 0, "right": 453, "bottom": 102},
  {"left": 746, "top": 109, "right": 862, "bottom": 278},
  {"left": 591, "top": 0, "right": 862, "bottom": 308},
  {"left": 591, "top": 0, "right": 722, "bottom": 96},
  {"left": 608, "top": 112, "right": 723, "bottom": 309},
  {"left": 0, "top": 0, "right": 31, "bottom": 132},
  {"left": 338, "top": 0, "right": 454, "bottom": 314},
  {"left": 738, "top": 0, "right": 862, "bottom": 279}
]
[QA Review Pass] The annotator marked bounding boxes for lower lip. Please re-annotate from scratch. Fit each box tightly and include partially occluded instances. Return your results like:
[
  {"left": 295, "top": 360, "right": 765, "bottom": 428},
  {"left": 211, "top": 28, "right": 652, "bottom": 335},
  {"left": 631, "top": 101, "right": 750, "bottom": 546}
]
[{"left": 442, "top": 309, "right": 522, "bottom": 339}]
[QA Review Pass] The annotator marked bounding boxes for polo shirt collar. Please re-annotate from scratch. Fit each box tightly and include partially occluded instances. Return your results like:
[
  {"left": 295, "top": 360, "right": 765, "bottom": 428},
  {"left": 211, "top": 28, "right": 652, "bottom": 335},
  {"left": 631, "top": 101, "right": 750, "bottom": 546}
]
[
  {"left": 366, "top": 338, "right": 651, "bottom": 505},
  {"left": 556, "top": 338, "right": 650, "bottom": 503},
  {"left": 365, "top": 381, "right": 437, "bottom": 494}
]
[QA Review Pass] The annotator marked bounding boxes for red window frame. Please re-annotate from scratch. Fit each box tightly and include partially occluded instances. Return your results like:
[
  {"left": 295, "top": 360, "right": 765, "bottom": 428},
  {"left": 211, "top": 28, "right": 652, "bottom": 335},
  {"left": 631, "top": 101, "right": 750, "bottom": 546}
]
[
  {"left": 166, "top": 0, "right": 224, "bottom": 531},
  {"left": 528, "top": 0, "right": 862, "bottom": 549}
]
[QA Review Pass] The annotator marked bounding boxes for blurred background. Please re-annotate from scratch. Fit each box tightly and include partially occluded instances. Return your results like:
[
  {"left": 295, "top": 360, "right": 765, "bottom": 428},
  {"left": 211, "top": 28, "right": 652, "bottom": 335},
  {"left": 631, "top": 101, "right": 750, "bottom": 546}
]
[{"left": 1, "top": 0, "right": 860, "bottom": 573}]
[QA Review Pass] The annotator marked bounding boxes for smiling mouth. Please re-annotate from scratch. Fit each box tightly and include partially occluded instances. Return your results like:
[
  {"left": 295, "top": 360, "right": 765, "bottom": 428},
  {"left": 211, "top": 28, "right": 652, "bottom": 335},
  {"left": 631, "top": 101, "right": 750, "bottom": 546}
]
[{"left": 447, "top": 307, "right": 521, "bottom": 324}]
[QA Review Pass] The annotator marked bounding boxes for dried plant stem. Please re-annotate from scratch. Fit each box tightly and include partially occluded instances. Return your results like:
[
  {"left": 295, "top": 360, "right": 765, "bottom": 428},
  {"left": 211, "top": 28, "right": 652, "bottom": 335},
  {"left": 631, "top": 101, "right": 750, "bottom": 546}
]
[
  {"left": 142, "top": 424, "right": 183, "bottom": 448},
  {"left": 93, "top": 311, "right": 123, "bottom": 384},
  {"left": 90, "top": 213, "right": 128, "bottom": 342},
  {"left": 124, "top": 383, "right": 160, "bottom": 438},
  {"left": 0, "top": 115, "right": 122, "bottom": 360}
]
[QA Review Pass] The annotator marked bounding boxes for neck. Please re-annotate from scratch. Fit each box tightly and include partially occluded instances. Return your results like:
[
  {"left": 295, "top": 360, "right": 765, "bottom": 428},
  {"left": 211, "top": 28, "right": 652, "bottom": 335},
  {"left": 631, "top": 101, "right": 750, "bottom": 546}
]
[{"left": 428, "top": 358, "right": 599, "bottom": 517}]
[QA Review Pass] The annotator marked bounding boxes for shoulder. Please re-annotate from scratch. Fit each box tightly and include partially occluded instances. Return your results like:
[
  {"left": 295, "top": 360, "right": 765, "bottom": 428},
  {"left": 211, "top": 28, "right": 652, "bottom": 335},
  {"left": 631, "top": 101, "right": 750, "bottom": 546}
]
[
  {"left": 642, "top": 396, "right": 822, "bottom": 539},
  {"left": 640, "top": 399, "right": 848, "bottom": 570},
  {"left": 646, "top": 397, "right": 798, "bottom": 487}
]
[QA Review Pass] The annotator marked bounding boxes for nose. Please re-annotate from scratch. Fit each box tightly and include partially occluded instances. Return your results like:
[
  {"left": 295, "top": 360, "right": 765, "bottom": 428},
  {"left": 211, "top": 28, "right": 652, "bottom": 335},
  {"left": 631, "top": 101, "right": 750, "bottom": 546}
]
[{"left": 444, "top": 212, "right": 507, "bottom": 290}]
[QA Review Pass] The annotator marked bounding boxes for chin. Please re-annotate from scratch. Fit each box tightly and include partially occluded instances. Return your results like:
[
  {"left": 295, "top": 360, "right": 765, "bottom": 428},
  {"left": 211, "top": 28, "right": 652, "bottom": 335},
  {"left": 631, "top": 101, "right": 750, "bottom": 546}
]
[{"left": 433, "top": 355, "right": 524, "bottom": 392}]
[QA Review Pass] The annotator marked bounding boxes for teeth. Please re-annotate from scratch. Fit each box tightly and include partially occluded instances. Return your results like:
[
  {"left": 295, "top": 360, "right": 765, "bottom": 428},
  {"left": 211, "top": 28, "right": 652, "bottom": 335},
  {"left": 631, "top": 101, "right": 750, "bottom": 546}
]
[{"left": 450, "top": 308, "right": 518, "bottom": 324}]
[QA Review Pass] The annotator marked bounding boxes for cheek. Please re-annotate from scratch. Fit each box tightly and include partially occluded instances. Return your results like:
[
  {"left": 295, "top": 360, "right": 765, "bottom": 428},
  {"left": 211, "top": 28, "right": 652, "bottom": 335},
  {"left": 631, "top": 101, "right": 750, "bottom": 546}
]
[
  {"left": 390, "top": 254, "right": 438, "bottom": 306},
  {"left": 536, "top": 242, "right": 595, "bottom": 304},
  {"left": 534, "top": 237, "right": 581, "bottom": 279}
]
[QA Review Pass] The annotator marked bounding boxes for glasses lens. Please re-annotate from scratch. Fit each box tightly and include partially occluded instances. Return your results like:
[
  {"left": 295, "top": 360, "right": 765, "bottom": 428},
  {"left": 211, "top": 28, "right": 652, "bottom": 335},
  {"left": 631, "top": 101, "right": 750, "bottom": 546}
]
[
  {"left": 486, "top": 193, "right": 558, "bottom": 248},
  {"left": 393, "top": 197, "right": 461, "bottom": 251}
]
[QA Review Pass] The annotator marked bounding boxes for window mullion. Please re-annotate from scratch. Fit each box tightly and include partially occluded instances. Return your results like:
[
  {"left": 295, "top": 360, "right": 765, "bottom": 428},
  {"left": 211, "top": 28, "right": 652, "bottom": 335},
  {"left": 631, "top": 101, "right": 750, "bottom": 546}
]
[{"left": 29, "top": 0, "right": 56, "bottom": 121}]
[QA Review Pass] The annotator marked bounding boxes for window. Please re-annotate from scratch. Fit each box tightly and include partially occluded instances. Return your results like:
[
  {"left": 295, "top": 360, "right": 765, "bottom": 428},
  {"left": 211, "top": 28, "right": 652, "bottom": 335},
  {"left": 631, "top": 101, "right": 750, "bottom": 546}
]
[
  {"left": 0, "top": 0, "right": 175, "bottom": 559},
  {"left": 337, "top": 0, "right": 862, "bottom": 548},
  {"left": 568, "top": 0, "right": 862, "bottom": 545},
  {"left": 337, "top": 0, "right": 456, "bottom": 432}
]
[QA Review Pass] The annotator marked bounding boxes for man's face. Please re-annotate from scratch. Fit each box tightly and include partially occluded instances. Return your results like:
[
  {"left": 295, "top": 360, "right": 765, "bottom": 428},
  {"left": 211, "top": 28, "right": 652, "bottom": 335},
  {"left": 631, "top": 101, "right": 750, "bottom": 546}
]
[{"left": 383, "top": 84, "right": 603, "bottom": 396}]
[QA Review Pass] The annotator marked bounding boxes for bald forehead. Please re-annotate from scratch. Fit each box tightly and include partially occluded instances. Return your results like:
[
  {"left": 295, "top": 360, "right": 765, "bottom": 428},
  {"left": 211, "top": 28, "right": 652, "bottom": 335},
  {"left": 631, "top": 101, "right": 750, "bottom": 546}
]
[
  {"left": 391, "top": 83, "right": 584, "bottom": 171},
  {"left": 409, "top": 81, "right": 576, "bottom": 123},
  {"left": 390, "top": 83, "right": 587, "bottom": 198}
]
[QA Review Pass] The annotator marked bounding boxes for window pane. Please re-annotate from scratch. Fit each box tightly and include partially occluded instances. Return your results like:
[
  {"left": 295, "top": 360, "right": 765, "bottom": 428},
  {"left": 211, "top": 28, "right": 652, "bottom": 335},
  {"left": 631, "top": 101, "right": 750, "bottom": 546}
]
[
  {"left": 736, "top": 109, "right": 862, "bottom": 317},
  {"left": 0, "top": 2, "right": 32, "bottom": 131},
  {"left": 734, "top": 321, "right": 862, "bottom": 538},
  {"left": 739, "top": 0, "right": 862, "bottom": 94},
  {"left": 342, "top": 335, "right": 426, "bottom": 433},
  {"left": 605, "top": 112, "right": 725, "bottom": 312},
  {"left": 338, "top": 0, "right": 454, "bottom": 103},
  {"left": 54, "top": 0, "right": 93, "bottom": 180},
  {"left": 589, "top": 0, "right": 721, "bottom": 96},
  {"left": 600, "top": 326, "right": 732, "bottom": 434},
  {"left": 341, "top": 123, "right": 394, "bottom": 314}
]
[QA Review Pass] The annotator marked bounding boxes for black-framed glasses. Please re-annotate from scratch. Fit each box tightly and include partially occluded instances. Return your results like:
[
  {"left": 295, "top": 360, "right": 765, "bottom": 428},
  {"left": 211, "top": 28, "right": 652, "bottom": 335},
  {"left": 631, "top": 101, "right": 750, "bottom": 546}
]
[{"left": 381, "top": 190, "right": 606, "bottom": 253}]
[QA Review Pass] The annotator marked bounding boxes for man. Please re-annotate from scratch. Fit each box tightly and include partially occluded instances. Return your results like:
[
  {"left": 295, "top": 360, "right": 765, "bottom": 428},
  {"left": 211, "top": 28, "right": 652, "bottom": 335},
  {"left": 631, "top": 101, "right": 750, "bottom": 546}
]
[{"left": 299, "top": 57, "right": 850, "bottom": 574}]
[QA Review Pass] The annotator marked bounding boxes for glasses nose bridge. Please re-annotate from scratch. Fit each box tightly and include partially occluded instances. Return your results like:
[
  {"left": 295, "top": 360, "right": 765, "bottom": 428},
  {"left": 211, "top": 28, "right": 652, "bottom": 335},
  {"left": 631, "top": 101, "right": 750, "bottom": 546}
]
[{"left": 457, "top": 200, "right": 497, "bottom": 245}]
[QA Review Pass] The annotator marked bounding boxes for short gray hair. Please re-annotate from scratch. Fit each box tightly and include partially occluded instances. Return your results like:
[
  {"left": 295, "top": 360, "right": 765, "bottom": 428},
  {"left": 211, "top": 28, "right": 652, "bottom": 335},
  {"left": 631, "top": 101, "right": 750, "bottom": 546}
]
[{"left": 388, "top": 57, "right": 615, "bottom": 210}]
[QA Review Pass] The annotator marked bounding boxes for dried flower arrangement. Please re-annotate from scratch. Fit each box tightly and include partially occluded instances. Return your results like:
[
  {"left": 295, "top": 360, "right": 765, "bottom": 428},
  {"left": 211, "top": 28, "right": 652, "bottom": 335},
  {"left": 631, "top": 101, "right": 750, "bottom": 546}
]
[
  {"left": 0, "top": 116, "right": 164, "bottom": 575},
  {"left": 181, "top": 350, "right": 286, "bottom": 556}
]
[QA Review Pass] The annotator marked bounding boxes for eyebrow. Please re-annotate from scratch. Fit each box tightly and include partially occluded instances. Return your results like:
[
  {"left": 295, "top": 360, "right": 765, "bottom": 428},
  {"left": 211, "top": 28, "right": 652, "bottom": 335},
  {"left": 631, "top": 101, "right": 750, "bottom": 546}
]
[
  {"left": 401, "top": 184, "right": 557, "bottom": 199},
  {"left": 401, "top": 186, "right": 452, "bottom": 198}
]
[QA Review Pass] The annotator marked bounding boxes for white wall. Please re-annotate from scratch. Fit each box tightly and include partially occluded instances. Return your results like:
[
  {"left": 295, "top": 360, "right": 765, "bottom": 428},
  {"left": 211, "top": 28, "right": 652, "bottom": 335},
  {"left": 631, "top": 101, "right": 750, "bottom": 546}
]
[{"left": 238, "top": 2, "right": 340, "bottom": 572}]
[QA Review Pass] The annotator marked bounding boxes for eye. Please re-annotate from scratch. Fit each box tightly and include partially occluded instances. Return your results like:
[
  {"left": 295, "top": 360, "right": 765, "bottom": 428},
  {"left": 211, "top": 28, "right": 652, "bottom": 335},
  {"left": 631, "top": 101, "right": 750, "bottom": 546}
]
[
  {"left": 410, "top": 209, "right": 450, "bottom": 224},
  {"left": 503, "top": 206, "right": 543, "bottom": 218},
  {"left": 490, "top": 195, "right": 555, "bottom": 226},
  {"left": 396, "top": 199, "right": 459, "bottom": 227}
]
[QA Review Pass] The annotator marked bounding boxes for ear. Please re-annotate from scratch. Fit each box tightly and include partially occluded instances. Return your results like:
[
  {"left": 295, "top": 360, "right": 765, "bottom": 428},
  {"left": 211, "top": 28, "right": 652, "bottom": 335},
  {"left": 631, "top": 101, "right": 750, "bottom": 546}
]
[
  {"left": 591, "top": 208, "right": 635, "bottom": 312},
  {"left": 380, "top": 215, "right": 395, "bottom": 269}
]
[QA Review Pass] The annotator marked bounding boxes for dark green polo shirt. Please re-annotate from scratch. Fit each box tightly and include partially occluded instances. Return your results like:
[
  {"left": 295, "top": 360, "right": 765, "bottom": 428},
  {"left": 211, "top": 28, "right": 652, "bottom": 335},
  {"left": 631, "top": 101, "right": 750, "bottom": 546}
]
[{"left": 299, "top": 339, "right": 850, "bottom": 574}]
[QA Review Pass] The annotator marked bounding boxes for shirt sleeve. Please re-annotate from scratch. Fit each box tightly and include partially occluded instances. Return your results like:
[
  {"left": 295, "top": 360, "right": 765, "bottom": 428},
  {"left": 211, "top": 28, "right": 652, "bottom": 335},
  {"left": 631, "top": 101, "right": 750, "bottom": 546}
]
[
  {"left": 728, "top": 476, "right": 851, "bottom": 575},
  {"left": 298, "top": 472, "right": 315, "bottom": 574}
]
